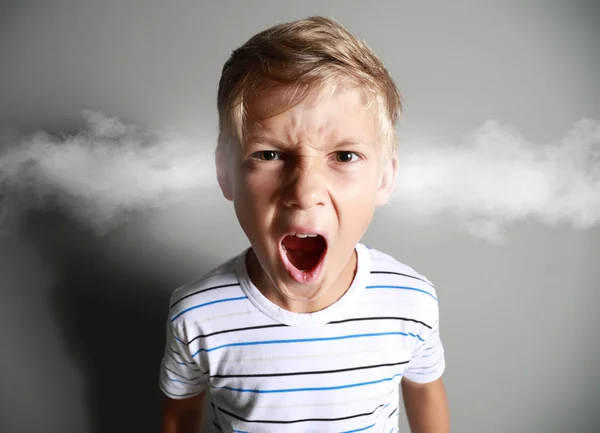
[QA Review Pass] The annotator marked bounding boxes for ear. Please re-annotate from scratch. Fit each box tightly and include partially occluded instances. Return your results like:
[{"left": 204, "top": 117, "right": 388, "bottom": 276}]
[
  {"left": 375, "top": 155, "right": 398, "bottom": 206},
  {"left": 215, "top": 147, "right": 233, "bottom": 201}
]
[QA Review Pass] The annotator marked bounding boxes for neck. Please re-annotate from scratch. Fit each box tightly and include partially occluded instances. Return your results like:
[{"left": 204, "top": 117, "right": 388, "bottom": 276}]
[{"left": 247, "top": 248, "right": 357, "bottom": 314}]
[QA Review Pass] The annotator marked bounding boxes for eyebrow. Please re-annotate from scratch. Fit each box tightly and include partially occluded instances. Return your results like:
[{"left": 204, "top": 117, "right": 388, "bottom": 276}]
[
  {"left": 245, "top": 133, "right": 374, "bottom": 149},
  {"left": 245, "top": 133, "right": 286, "bottom": 147},
  {"left": 332, "top": 139, "right": 374, "bottom": 148}
]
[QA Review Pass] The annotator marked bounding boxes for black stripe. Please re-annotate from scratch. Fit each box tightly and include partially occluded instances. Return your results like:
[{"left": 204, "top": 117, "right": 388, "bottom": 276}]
[
  {"left": 370, "top": 270, "right": 433, "bottom": 287},
  {"left": 165, "top": 366, "right": 203, "bottom": 381},
  {"left": 212, "top": 421, "right": 223, "bottom": 431},
  {"left": 167, "top": 350, "right": 194, "bottom": 366},
  {"left": 186, "top": 323, "right": 288, "bottom": 346},
  {"left": 422, "top": 345, "right": 436, "bottom": 355},
  {"left": 183, "top": 317, "right": 430, "bottom": 346},
  {"left": 387, "top": 407, "right": 398, "bottom": 419},
  {"left": 169, "top": 347, "right": 184, "bottom": 357},
  {"left": 211, "top": 360, "right": 409, "bottom": 379},
  {"left": 167, "top": 347, "right": 196, "bottom": 365},
  {"left": 165, "top": 372, "right": 204, "bottom": 386},
  {"left": 217, "top": 403, "right": 385, "bottom": 424},
  {"left": 328, "top": 316, "right": 432, "bottom": 330},
  {"left": 170, "top": 283, "right": 240, "bottom": 309}
]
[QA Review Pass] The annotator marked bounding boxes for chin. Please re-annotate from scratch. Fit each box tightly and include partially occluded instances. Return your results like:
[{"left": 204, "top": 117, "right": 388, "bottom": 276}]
[{"left": 276, "top": 279, "right": 330, "bottom": 302}]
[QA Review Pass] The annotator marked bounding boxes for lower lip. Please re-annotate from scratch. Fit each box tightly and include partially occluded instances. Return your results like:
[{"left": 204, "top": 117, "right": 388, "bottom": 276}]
[{"left": 278, "top": 241, "right": 327, "bottom": 284}]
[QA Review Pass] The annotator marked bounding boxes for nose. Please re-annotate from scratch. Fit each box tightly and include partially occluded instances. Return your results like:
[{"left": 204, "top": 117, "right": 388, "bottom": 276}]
[{"left": 282, "top": 163, "right": 326, "bottom": 209}]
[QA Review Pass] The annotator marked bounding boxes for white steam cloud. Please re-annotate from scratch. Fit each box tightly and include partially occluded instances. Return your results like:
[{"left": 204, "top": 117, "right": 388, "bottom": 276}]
[
  {"left": 394, "top": 118, "right": 600, "bottom": 244},
  {"left": 0, "top": 111, "right": 598, "bottom": 244},
  {"left": 0, "top": 110, "right": 215, "bottom": 236}
]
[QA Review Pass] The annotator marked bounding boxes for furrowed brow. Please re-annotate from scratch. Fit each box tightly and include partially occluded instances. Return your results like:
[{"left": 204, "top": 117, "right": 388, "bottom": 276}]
[
  {"left": 332, "top": 138, "right": 375, "bottom": 148},
  {"left": 245, "top": 132, "right": 286, "bottom": 147},
  {"left": 244, "top": 133, "right": 375, "bottom": 151}
]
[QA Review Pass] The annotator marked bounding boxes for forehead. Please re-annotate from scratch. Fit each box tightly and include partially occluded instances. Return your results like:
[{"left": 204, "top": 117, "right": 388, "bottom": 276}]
[{"left": 245, "top": 83, "right": 379, "bottom": 146}]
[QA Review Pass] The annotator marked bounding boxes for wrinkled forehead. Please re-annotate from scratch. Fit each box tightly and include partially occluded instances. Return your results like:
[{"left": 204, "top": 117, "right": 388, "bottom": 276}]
[
  {"left": 243, "top": 85, "right": 378, "bottom": 150},
  {"left": 245, "top": 79, "right": 375, "bottom": 126}
]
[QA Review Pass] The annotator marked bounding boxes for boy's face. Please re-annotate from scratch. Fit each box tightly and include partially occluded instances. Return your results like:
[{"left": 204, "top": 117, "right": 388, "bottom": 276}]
[{"left": 217, "top": 84, "right": 397, "bottom": 311}]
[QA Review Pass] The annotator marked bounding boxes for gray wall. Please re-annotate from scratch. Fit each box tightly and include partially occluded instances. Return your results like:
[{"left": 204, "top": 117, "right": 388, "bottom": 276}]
[{"left": 1, "top": 1, "right": 599, "bottom": 432}]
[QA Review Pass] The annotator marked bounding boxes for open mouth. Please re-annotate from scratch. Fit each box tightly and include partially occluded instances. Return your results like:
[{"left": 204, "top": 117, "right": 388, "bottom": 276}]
[{"left": 279, "top": 233, "right": 327, "bottom": 283}]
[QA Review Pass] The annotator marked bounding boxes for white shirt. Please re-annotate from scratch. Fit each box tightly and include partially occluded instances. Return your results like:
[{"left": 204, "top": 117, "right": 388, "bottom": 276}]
[{"left": 159, "top": 243, "right": 445, "bottom": 433}]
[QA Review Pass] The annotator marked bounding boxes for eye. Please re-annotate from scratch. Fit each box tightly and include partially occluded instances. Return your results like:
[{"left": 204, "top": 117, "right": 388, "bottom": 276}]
[
  {"left": 335, "top": 151, "right": 360, "bottom": 163},
  {"left": 252, "top": 151, "right": 281, "bottom": 161}
]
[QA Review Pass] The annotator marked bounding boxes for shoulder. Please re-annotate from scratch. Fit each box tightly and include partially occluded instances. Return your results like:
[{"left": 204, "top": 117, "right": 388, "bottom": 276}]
[
  {"left": 167, "top": 252, "right": 246, "bottom": 333},
  {"left": 363, "top": 244, "right": 440, "bottom": 318},
  {"left": 365, "top": 245, "right": 435, "bottom": 287}
]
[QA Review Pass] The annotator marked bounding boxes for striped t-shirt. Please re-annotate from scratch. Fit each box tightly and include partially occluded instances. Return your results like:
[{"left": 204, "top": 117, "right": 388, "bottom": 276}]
[{"left": 159, "top": 243, "right": 445, "bottom": 433}]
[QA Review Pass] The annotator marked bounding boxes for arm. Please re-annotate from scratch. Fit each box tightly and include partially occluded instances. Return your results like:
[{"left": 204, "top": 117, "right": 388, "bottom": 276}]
[
  {"left": 162, "top": 393, "right": 206, "bottom": 433},
  {"left": 159, "top": 316, "right": 209, "bottom": 432},
  {"left": 401, "top": 290, "right": 448, "bottom": 432},
  {"left": 402, "top": 377, "right": 449, "bottom": 433}
]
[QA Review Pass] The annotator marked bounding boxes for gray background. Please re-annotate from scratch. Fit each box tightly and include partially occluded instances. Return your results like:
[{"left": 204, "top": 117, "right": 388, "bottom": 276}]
[{"left": 1, "top": 1, "right": 599, "bottom": 432}]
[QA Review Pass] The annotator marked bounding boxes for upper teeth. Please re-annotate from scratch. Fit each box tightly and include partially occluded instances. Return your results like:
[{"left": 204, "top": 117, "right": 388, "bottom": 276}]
[{"left": 292, "top": 233, "right": 318, "bottom": 238}]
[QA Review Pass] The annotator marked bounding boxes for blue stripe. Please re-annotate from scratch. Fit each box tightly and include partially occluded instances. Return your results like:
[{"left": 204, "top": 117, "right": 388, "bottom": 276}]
[
  {"left": 366, "top": 285, "right": 437, "bottom": 301},
  {"left": 167, "top": 377, "right": 203, "bottom": 385},
  {"left": 210, "top": 373, "right": 402, "bottom": 394},
  {"left": 340, "top": 422, "right": 376, "bottom": 433},
  {"left": 172, "top": 334, "right": 187, "bottom": 345},
  {"left": 168, "top": 379, "right": 188, "bottom": 384},
  {"left": 192, "top": 332, "right": 423, "bottom": 357},
  {"left": 170, "top": 296, "right": 247, "bottom": 322},
  {"left": 170, "top": 360, "right": 201, "bottom": 372}
]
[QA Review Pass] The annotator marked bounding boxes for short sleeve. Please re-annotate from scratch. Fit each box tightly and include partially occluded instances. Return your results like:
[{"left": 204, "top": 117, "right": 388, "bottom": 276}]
[
  {"left": 403, "top": 319, "right": 446, "bottom": 384},
  {"left": 158, "top": 320, "right": 209, "bottom": 399}
]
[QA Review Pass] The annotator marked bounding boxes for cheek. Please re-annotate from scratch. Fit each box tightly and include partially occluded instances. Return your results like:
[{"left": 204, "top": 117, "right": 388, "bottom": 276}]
[
  {"left": 333, "top": 168, "right": 380, "bottom": 202},
  {"left": 233, "top": 171, "right": 275, "bottom": 227},
  {"left": 234, "top": 166, "right": 266, "bottom": 199},
  {"left": 332, "top": 171, "right": 379, "bottom": 228}
]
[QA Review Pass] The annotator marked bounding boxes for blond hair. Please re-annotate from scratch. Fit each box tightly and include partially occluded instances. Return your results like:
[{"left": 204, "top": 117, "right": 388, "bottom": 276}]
[{"left": 216, "top": 16, "right": 402, "bottom": 161}]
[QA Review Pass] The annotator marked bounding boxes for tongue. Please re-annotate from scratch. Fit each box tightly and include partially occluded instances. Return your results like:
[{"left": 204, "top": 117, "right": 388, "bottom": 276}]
[{"left": 282, "top": 235, "right": 326, "bottom": 271}]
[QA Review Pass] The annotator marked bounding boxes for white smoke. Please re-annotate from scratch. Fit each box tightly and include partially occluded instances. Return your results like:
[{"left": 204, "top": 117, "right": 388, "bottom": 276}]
[
  {"left": 394, "top": 118, "right": 600, "bottom": 245},
  {"left": 0, "top": 111, "right": 598, "bottom": 244},
  {"left": 0, "top": 110, "right": 215, "bottom": 236}
]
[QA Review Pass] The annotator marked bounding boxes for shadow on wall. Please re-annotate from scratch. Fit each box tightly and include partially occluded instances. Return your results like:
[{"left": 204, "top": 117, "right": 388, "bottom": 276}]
[{"left": 23, "top": 210, "right": 176, "bottom": 433}]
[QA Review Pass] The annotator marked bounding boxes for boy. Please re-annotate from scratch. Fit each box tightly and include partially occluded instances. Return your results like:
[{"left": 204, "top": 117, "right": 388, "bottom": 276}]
[{"left": 160, "top": 16, "right": 449, "bottom": 433}]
